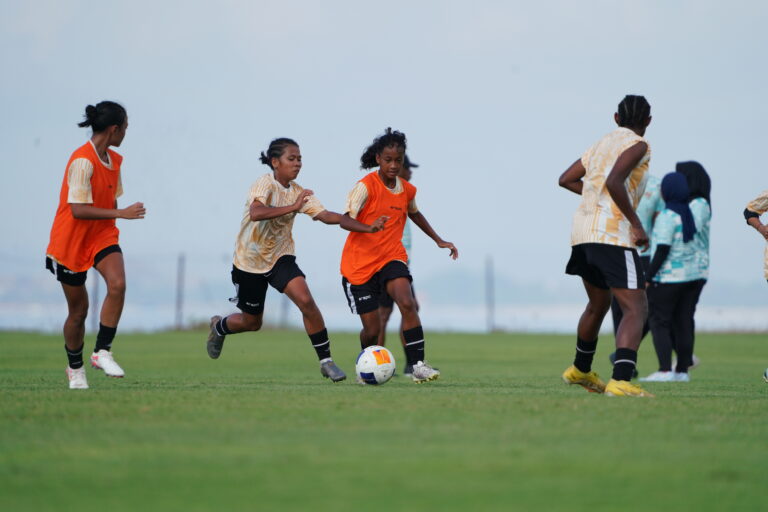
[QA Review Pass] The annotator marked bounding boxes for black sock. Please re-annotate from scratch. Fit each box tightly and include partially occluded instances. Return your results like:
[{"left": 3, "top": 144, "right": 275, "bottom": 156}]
[
  {"left": 65, "top": 344, "right": 84, "bottom": 369},
  {"left": 94, "top": 323, "right": 117, "bottom": 352},
  {"left": 215, "top": 316, "right": 234, "bottom": 336},
  {"left": 308, "top": 328, "right": 331, "bottom": 361},
  {"left": 573, "top": 337, "right": 598, "bottom": 373},
  {"left": 402, "top": 326, "right": 425, "bottom": 367},
  {"left": 612, "top": 348, "right": 637, "bottom": 381}
]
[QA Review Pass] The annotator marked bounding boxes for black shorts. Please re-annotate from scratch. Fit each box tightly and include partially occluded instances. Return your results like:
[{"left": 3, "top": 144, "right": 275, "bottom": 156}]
[
  {"left": 230, "top": 255, "right": 305, "bottom": 315},
  {"left": 342, "top": 260, "right": 412, "bottom": 315},
  {"left": 45, "top": 245, "right": 122, "bottom": 287},
  {"left": 565, "top": 243, "right": 645, "bottom": 290}
]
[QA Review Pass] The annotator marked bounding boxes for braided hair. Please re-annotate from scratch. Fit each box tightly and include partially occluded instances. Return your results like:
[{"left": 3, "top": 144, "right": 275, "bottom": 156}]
[
  {"left": 259, "top": 138, "right": 299, "bottom": 169},
  {"left": 77, "top": 101, "right": 127, "bottom": 132},
  {"left": 360, "top": 128, "right": 407, "bottom": 169},
  {"left": 616, "top": 95, "right": 651, "bottom": 129}
]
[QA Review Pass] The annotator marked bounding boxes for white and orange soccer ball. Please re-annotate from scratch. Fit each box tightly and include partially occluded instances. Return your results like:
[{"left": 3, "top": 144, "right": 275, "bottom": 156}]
[{"left": 355, "top": 345, "right": 396, "bottom": 385}]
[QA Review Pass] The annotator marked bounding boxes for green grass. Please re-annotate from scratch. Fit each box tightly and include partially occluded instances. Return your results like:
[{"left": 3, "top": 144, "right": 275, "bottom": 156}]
[{"left": 1, "top": 329, "right": 767, "bottom": 511}]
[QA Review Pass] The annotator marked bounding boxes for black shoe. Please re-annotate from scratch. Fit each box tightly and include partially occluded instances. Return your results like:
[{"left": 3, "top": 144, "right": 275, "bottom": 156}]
[{"left": 206, "top": 316, "right": 225, "bottom": 359}]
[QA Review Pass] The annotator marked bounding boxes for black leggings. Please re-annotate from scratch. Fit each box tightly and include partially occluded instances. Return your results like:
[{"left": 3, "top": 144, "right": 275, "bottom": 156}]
[{"left": 647, "top": 279, "right": 706, "bottom": 372}]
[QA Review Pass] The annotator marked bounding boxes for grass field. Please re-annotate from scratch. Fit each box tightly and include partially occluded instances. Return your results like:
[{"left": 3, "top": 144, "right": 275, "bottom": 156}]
[{"left": 1, "top": 329, "right": 766, "bottom": 511}]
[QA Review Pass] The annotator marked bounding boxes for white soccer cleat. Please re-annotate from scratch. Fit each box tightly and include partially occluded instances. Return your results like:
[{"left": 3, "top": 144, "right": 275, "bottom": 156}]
[
  {"left": 673, "top": 372, "right": 690, "bottom": 382},
  {"left": 411, "top": 361, "right": 440, "bottom": 383},
  {"left": 66, "top": 366, "right": 89, "bottom": 389},
  {"left": 638, "top": 371, "right": 675, "bottom": 382},
  {"left": 90, "top": 350, "right": 125, "bottom": 378}
]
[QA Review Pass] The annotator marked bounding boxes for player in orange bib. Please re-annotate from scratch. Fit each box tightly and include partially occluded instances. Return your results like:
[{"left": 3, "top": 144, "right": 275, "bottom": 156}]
[
  {"left": 46, "top": 101, "right": 146, "bottom": 390},
  {"left": 341, "top": 128, "right": 458, "bottom": 383}
]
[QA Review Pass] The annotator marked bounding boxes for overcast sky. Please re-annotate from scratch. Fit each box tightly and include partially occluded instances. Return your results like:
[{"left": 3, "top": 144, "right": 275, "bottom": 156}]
[{"left": 1, "top": 0, "right": 767, "bottom": 330}]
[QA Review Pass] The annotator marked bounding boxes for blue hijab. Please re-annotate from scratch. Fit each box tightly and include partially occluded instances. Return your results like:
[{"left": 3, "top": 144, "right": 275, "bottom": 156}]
[{"left": 661, "top": 172, "right": 696, "bottom": 243}]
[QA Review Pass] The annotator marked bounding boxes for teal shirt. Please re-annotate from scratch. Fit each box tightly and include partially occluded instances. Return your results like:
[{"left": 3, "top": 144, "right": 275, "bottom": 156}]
[
  {"left": 635, "top": 175, "right": 662, "bottom": 257},
  {"left": 689, "top": 197, "right": 711, "bottom": 279},
  {"left": 650, "top": 209, "right": 705, "bottom": 282}
]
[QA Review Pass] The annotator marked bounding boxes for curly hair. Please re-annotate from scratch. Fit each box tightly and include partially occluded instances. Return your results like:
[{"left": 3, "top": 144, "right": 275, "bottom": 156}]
[{"left": 360, "top": 128, "right": 407, "bottom": 169}]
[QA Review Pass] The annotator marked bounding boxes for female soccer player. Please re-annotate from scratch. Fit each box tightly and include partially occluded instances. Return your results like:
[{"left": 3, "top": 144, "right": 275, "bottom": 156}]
[
  {"left": 558, "top": 95, "right": 654, "bottom": 397},
  {"left": 340, "top": 128, "right": 458, "bottom": 384},
  {"left": 206, "top": 138, "right": 386, "bottom": 383},
  {"left": 46, "top": 101, "right": 146, "bottom": 389},
  {"left": 377, "top": 154, "right": 418, "bottom": 374},
  {"left": 640, "top": 172, "right": 705, "bottom": 382},
  {"left": 743, "top": 189, "right": 768, "bottom": 283}
]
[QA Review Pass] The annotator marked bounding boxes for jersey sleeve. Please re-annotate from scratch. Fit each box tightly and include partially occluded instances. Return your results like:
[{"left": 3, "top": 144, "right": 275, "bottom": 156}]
[
  {"left": 249, "top": 175, "right": 273, "bottom": 205},
  {"left": 300, "top": 194, "right": 325, "bottom": 218},
  {"left": 653, "top": 210, "right": 676, "bottom": 245},
  {"left": 66, "top": 158, "right": 95, "bottom": 204},
  {"left": 580, "top": 142, "right": 596, "bottom": 172},
  {"left": 746, "top": 190, "right": 768, "bottom": 215},
  {"left": 345, "top": 182, "right": 368, "bottom": 219}
]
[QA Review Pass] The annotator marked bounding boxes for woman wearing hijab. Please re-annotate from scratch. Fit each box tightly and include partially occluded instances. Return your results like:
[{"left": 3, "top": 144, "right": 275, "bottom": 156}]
[{"left": 640, "top": 172, "right": 704, "bottom": 383}]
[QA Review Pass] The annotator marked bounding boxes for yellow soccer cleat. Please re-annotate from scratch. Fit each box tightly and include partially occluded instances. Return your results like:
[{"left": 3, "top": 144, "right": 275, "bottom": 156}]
[
  {"left": 562, "top": 365, "right": 606, "bottom": 393},
  {"left": 604, "top": 379, "right": 655, "bottom": 397}
]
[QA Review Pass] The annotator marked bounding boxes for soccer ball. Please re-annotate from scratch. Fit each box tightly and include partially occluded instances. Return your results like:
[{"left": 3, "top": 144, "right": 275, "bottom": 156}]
[{"left": 355, "top": 346, "right": 396, "bottom": 385}]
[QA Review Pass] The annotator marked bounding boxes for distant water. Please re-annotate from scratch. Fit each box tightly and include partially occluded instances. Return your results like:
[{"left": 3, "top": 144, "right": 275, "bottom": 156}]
[{"left": 3, "top": 300, "right": 767, "bottom": 334}]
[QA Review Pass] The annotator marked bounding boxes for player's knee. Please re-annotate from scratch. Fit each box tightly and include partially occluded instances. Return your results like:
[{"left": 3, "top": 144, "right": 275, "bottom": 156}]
[
  {"left": 294, "top": 295, "right": 318, "bottom": 315},
  {"left": 106, "top": 276, "right": 126, "bottom": 296},
  {"left": 68, "top": 305, "right": 88, "bottom": 325},
  {"left": 397, "top": 296, "right": 417, "bottom": 314}
]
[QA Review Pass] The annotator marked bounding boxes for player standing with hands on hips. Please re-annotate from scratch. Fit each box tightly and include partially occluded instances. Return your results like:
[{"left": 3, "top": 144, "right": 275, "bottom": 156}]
[
  {"left": 558, "top": 95, "right": 654, "bottom": 397},
  {"left": 206, "top": 138, "right": 387, "bottom": 382},
  {"left": 340, "top": 128, "right": 458, "bottom": 384},
  {"left": 46, "top": 101, "right": 145, "bottom": 389}
]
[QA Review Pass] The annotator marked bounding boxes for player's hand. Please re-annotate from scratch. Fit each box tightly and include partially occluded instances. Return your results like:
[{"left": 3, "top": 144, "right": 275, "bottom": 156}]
[
  {"left": 369, "top": 215, "right": 389, "bottom": 233},
  {"left": 438, "top": 240, "right": 458, "bottom": 260},
  {"left": 293, "top": 190, "right": 313, "bottom": 211},
  {"left": 631, "top": 224, "right": 648, "bottom": 251},
  {"left": 120, "top": 202, "right": 145, "bottom": 219}
]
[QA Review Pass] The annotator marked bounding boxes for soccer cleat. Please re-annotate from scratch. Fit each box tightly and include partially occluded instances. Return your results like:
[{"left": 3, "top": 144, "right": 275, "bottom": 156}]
[
  {"left": 638, "top": 371, "right": 675, "bottom": 382},
  {"left": 673, "top": 372, "right": 690, "bottom": 382},
  {"left": 561, "top": 365, "right": 606, "bottom": 393},
  {"left": 319, "top": 358, "right": 346, "bottom": 382},
  {"left": 207, "top": 315, "right": 225, "bottom": 359},
  {"left": 604, "top": 379, "right": 654, "bottom": 397},
  {"left": 90, "top": 350, "right": 125, "bottom": 378},
  {"left": 66, "top": 366, "right": 89, "bottom": 389},
  {"left": 411, "top": 361, "right": 440, "bottom": 383}
]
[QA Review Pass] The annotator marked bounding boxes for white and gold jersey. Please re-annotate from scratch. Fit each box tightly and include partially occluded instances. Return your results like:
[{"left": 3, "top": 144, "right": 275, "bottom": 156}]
[
  {"left": 746, "top": 189, "right": 768, "bottom": 279},
  {"left": 233, "top": 173, "right": 325, "bottom": 274},
  {"left": 571, "top": 127, "right": 651, "bottom": 248}
]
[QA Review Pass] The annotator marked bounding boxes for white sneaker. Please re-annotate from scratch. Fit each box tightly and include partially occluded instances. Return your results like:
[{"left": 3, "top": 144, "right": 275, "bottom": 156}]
[
  {"left": 638, "top": 371, "right": 675, "bottom": 382},
  {"left": 673, "top": 372, "right": 690, "bottom": 382},
  {"left": 411, "top": 361, "right": 440, "bottom": 383},
  {"left": 90, "top": 350, "right": 125, "bottom": 378},
  {"left": 66, "top": 366, "right": 89, "bottom": 389}
]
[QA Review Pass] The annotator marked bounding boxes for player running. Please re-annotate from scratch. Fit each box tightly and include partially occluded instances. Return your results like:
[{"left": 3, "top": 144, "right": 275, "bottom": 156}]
[
  {"left": 340, "top": 128, "right": 458, "bottom": 384},
  {"left": 558, "top": 95, "right": 654, "bottom": 397},
  {"left": 46, "top": 101, "right": 146, "bottom": 389},
  {"left": 743, "top": 189, "right": 768, "bottom": 282},
  {"left": 206, "top": 138, "right": 386, "bottom": 382}
]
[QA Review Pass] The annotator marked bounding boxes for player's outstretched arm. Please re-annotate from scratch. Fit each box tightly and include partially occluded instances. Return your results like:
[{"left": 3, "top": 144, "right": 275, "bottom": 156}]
[
  {"left": 70, "top": 202, "right": 145, "bottom": 220},
  {"left": 558, "top": 159, "right": 586, "bottom": 195},
  {"left": 408, "top": 211, "right": 458, "bottom": 260},
  {"left": 249, "top": 190, "right": 313, "bottom": 221},
  {"left": 314, "top": 211, "right": 387, "bottom": 233},
  {"left": 606, "top": 141, "right": 649, "bottom": 250}
]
